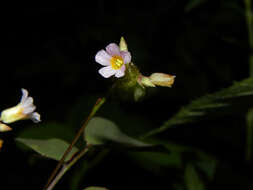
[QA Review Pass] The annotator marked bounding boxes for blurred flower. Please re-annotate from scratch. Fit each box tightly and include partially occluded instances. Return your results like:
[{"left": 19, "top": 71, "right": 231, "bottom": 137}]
[
  {"left": 95, "top": 42, "right": 131, "bottom": 78},
  {"left": 0, "top": 89, "right": 41, "bottom": 124},
  {"left": 0, "top": 123, "right": 12, "bottom": 132},
  {"left": 139, "top": 73, "right": 175, "bottom": 88}
]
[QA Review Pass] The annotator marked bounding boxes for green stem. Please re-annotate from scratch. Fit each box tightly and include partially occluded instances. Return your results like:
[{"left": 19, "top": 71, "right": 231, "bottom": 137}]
[
  {"left": 43, "top": 97, "right": 106, "bottom": 190},
  {"left": 245, "top": 0, "right": 253, "bottom": 75}
]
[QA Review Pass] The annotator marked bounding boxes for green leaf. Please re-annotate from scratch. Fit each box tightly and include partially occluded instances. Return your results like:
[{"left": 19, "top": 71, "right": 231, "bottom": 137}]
[
  {"left": 16, "top": 138, "right": 79, "bottom": 161},
  {"left": 142, "top": 77, "right": 253, "bottom": 138},
  {"left": 83, "top": 187, "right": 108, "bottom": 190},
  {"left": 84, "top": 117, "right": 150, "bottom": 148},
  {"left": 185, "top": 0, "right": 207, "bottom": 12},
  {"left": 17, "top": 122, "right": 76, "bottom": 142},
  {"left": 127, "top": 150, "right": 182, "bottom": 171},
  {"left": 185, "top": 164, "right": 205, "bottom": 190},
  {"left": 127, "top": 139, "right": 184, "bottom": 170},
  {"left": 127, "top": 138, "right": 216, "bottom": 179}
]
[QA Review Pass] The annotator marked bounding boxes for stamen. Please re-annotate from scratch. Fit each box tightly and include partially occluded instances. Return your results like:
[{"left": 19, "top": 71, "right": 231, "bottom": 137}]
[{"left": 110, "top": 55, "right": 124, "bottom": 70}]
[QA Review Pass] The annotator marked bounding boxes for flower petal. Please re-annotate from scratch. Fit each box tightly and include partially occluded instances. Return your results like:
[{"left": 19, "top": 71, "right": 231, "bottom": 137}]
[
  {"left": 120, "top": 51, "right": 131, "bottom": 64},
  {"left": 22, "top": 97, "right": 34, "bottom": 107},
  {"left": 106, "top": 43, "right": 121, "bottom": 56},
  {"left": 98, "top": 66, "right": 117, "bottom": 78},
  {"left": 21, "top": 88, "right": 28, "bottom": 103},
  {"left": 30, "top": 112, "right": 41, "bottom": 123},
  {"left": 115, "top": 65, "right": 126, "bottom": 78},
  {"left": 23, "top": 105, "right": 36, "bottom": 114},
  {"left": 95, "top": 50, "right": 111, "bottom": 66}
]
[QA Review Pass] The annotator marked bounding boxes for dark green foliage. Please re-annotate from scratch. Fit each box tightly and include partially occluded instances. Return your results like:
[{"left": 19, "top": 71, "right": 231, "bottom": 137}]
[{"left": 143, "top": 77, "right": 253, "bottom": 138}]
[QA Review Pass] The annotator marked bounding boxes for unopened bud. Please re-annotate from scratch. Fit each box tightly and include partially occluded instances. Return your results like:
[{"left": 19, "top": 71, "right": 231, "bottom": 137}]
[
  {"left": 149, "top": 73, "right": 175, "bottom": 87},
  {"left": 119, "top": 37, "right": 128, "bottom": 51},
  {"left": 139, "top": 75, "right": 155, "bottom": 87}
]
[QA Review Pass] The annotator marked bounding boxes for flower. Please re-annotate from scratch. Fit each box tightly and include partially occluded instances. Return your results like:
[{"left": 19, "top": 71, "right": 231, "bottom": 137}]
[
  {"left": 0, "top": 88, "right": 41, "bottom": 124},
  {"left": 95, "top": 42, "right": 131, "bottom": 78}
]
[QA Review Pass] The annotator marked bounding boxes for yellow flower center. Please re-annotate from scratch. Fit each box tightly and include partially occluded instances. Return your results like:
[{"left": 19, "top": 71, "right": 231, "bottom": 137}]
[{"left": 110, "top": 55, "right": 124, "bottom": 70}]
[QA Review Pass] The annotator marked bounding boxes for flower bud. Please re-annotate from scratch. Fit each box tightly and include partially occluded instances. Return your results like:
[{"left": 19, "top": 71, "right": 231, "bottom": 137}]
[
  {"left": 119, "top": 37, "right": 128, "bottom": 51},
  {"left": 139, "top": 75, "right": 156, "bottom": 87},
  {"left": 149, "top": 73, "right": 175, "bottom": 87}
]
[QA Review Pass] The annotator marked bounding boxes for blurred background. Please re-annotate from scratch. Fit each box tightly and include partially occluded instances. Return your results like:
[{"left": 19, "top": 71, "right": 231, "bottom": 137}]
[{"left": 0, "top": 0, "right": 252, "bottom": 189}]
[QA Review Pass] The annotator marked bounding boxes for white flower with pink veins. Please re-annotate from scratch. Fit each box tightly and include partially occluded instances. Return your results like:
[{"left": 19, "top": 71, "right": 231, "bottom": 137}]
[{"left": 95, "top": 43, "right": 131, "bottom": 78}]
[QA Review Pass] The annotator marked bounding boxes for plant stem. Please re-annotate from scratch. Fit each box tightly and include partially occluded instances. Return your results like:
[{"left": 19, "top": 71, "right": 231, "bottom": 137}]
[
  {"left": 46, "top": 145, "right": 91, "bottom": 190},
  {"left": 43, "top": 97, "right": 106, "bottom": 190}
]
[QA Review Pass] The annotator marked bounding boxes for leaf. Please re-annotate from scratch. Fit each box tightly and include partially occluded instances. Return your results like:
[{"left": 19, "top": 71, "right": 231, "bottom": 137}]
[
  {"left": 127, "top": 150, "right": 182, "bottom": 170},
  {"left": 185, "top": 0, "right": 207, "bottom": 12},
  {"left": 84, "top": 117, "right": 150, "bottom": 148},
  {"left": 127, "top": 138, "right": 184, "bottom": 170},
  {"left": 16, "top": 138, "right": 79, "bottom": 161},
  {"left": 185, "top": 164, "right": 205, "bottom": 190},
  {"left": 127, "top": 138, "right": 216, "bottom": 179},
  {"left": 83, "top": 187, "right": 108, "bottom": 190},
  {"left": 17, "top": 122, "right": 76, "bottom": 142},
  {"left": 142, "top": 77, "right": 253, "bottom": 138}
]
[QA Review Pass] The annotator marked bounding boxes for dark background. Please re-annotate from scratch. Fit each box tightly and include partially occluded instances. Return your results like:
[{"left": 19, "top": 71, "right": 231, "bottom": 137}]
[{"left": 0, "top": 0, "right": 252, "bottom": 189}]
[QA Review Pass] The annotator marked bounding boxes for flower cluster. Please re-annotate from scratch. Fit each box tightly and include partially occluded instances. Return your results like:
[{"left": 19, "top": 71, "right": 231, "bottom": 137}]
[
  {"left": 0, "top": 88, "right": 41, "bottom": 132},
  {"left": 95, "top": 37, "right": 175, "bottom": 88}
]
